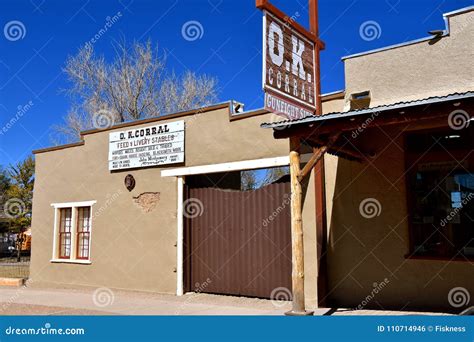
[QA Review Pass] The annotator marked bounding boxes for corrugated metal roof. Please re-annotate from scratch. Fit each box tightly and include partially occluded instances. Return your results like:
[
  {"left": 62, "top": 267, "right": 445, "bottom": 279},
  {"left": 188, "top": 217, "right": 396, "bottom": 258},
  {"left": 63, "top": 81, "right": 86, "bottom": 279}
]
[{"left": 261, "top": 92, "right": 474, "bottom": 129}]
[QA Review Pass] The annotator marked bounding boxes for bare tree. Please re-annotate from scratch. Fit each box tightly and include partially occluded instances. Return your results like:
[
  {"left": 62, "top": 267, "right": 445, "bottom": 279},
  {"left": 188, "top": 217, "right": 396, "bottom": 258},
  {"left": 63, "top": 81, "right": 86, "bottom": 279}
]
[
  {"left": 261, "top": 166, "right": 289, "bottom": 186},
  {"left": 240, "top": 167, "right": 289, "bottom": 191},
  {"left": 54, "top": 39, "right": 218, "bottom": 142},
  {"left": 241, "top": 170, "right": 258, "bottom": 191}
]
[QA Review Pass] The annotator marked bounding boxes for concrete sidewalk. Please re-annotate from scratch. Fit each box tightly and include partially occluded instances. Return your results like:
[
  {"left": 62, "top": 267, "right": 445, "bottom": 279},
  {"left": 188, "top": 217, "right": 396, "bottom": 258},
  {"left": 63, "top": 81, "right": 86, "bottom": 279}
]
[{"left": 0, "top": 286, "right": 450, "bottom": 316}]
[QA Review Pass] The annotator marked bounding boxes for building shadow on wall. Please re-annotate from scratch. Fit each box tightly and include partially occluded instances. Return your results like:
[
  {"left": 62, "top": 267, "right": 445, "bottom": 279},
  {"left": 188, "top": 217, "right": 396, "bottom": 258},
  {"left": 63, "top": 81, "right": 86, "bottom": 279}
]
[{"left": 323, "top": 129, "right": 464, "bottom": 314}]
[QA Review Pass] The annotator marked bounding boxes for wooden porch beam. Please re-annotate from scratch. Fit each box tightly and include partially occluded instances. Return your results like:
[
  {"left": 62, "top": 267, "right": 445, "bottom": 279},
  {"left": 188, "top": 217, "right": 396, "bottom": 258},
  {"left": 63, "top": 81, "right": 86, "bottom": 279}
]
[
  {"left": 329, "top": 145, "right": 366, "bottom": 161},
  {"left": 298, "top": 133, "right": 340, "bottom": 182},
  {"left": 306, "top": 136, "right": 367, "bottom": 162},
  {"left": 298, "top": 147, "right": 327, "bottom": 182}
]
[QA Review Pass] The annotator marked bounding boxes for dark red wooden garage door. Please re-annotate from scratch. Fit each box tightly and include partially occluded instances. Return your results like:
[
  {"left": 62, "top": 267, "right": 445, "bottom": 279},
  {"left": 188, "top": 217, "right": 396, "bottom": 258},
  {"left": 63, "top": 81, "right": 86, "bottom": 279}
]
[{"left": 184, "top": 181, "right": 292, "bottom": 299}]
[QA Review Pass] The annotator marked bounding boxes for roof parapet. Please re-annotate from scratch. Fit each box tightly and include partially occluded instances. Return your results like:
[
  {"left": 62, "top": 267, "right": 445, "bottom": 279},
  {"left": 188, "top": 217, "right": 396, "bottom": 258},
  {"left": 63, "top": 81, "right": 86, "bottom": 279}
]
[
  {"left": 341, "top": 5, "right": 473, "bottom": 61},
  {"left": 80, "top": 101, "right": 232, "bottom": 137}
]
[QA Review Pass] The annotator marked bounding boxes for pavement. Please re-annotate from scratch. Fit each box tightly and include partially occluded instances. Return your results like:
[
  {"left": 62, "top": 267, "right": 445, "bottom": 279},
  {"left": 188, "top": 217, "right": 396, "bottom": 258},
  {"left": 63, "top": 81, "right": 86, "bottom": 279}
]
[{"left": 0, "top": 285, "right": 451, "bottom": 316}]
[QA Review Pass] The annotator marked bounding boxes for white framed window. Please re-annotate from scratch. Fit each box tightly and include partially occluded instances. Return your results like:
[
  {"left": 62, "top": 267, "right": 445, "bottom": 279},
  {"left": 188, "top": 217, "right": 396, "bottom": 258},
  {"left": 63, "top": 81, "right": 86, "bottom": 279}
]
[{"left": 50, "top": 201, "right": 96, "bottom": 264}]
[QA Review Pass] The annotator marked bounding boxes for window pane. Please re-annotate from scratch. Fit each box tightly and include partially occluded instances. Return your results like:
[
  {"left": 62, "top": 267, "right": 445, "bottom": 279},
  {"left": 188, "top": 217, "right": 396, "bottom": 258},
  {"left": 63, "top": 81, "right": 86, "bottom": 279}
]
[
  {"left": 59, "top": 208, "right": 72, "bottom": 259},
  {"left": 60, "top": 208, "right": 72, "bottom": 233},
  {"left": 78, "top": 234, "right": 89, "bottom": 258},
  {"left": 76, "top": 207, "right": 91, "bottom": 259}
]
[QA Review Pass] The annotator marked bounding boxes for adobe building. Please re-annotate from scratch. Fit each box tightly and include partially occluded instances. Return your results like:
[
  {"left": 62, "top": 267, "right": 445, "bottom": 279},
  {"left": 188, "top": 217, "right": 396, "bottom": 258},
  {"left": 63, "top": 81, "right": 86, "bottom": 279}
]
[
  {"left": 31, "top": 103, "right": 322, "bottom": 303},
  {"left": 264, "top": 6, "right": 474, "bottom": 311},
  {"left": 31, "top": 6, "right": 473, "bottom": 312}
]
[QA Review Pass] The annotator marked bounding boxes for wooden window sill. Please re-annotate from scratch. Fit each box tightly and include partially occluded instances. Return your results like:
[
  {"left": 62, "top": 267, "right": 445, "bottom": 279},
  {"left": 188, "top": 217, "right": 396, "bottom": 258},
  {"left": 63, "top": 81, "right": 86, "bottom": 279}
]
[{"left": 50, "top": 259, "right": 91, "bottom": 265}]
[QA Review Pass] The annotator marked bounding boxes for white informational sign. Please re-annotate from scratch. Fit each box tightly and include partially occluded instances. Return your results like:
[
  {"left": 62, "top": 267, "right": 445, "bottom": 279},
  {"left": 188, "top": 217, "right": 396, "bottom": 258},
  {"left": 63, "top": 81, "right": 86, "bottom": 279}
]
[{"left": 108, "top": 120, "right": 184, "bottom": 171}]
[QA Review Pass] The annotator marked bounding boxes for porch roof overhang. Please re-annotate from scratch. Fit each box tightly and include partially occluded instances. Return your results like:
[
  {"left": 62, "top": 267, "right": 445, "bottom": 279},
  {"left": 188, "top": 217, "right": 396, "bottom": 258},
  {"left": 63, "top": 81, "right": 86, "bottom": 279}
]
[{"left": 261, "top": 91, "right": 474, "bottom": 161}]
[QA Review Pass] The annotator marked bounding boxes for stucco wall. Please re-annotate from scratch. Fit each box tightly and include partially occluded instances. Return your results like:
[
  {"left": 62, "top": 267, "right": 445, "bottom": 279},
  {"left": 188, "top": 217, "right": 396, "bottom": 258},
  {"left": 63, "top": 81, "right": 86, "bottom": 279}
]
[
  {"left": 343, "top": 10, "right": 474, "bottom": 109},
  {"left": 320, "top": 9, "right": 474, "bottom": 311},
  {"left": 301, "top": 171, "right": 317, "bottom": 307},
  {"left": 321, "top": 97, "right": 344, "bottom": 115},
  {"left": 30, "top": 107, "right": 318, "bottom": 298},
  {"left": 325, "top": 123, "right": 473, "bottom": 311}
]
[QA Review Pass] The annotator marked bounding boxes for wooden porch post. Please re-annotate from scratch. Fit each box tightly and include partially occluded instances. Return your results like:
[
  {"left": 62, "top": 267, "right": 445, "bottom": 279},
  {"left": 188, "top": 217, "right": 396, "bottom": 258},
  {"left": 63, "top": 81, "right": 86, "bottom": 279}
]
[{"left": 286, "top": 150, "right": 314, "bottom": 315}]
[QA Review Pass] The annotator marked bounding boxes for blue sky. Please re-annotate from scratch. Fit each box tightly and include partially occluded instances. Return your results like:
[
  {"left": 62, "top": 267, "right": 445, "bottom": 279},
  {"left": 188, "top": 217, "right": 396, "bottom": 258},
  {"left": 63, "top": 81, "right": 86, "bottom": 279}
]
[{"left": 0, "top": 0, "right": 471, "bottom": 167}]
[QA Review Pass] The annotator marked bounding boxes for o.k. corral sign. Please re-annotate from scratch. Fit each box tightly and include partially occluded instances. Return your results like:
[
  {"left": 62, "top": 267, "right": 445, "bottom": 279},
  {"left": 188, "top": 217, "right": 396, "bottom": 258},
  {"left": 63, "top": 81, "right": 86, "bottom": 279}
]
[
  {"left": 108, "top": 120, "right": 184, "bottom": 170},
  {"left": 263, "top": 11, "right": 317, "bottom": 119}
]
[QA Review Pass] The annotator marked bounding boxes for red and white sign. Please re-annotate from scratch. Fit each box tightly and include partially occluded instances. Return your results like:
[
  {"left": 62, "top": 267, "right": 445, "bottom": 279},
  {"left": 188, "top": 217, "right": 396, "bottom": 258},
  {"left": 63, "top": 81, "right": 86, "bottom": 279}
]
[{"left": 262, "top": 11, "right": 317, "bottom": 119}]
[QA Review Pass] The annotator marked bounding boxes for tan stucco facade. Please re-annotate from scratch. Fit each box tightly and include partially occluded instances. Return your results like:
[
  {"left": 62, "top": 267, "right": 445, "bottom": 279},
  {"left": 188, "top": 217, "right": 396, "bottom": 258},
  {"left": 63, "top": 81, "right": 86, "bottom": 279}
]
[
  {"left": 325, "top": 125, "right": 473, "bottom": 311},
  {"left": 30, "top": 105, "right": 322, "bottom": 303},
  {"left": 342, "top": 8, "right": 474, "bottom": 109},
  {"left": 321, "top": 7, "right": 474, "bottom": 311}
]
